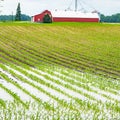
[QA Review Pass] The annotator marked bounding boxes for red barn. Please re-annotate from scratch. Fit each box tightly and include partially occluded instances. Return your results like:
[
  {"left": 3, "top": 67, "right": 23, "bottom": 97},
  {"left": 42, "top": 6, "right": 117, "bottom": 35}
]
[
  {"left": 32, "top": 10, "right": 100, "bottom": 23},
  {"left": 32, "top": 10, "right": 52, "bottom": 23}
]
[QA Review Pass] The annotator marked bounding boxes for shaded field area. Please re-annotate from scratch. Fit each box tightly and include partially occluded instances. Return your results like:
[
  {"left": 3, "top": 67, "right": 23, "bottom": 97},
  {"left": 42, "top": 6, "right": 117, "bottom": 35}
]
[{"left": 0, "top": 22, "right": 120, "bottom": 79}]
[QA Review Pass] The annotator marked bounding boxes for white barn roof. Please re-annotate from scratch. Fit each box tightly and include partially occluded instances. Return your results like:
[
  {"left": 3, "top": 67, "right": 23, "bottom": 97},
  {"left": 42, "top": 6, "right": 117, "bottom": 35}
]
[{"left": 51, "top": 10, "right": 100, "bottom": 19}]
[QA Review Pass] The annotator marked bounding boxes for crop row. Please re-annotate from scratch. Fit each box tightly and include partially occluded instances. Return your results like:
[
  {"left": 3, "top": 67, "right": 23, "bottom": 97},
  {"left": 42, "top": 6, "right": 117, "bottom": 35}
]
[
  {"left": 0, "top": 63, "right": 120, "bottom": 119},
  {"left": 0, "top": 37, "right": 119, "bottom": 79},
  {"left": 0, "top": 24, "right": 120, "bottom": 79},
  {"left": 0, "top": 37, "right": 119, "bottom": 80}
]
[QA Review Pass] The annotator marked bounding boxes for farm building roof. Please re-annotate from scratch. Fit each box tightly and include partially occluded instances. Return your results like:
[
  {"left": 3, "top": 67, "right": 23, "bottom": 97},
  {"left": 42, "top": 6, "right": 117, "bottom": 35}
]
[{"left": 51, "top": 10, "right": 100, "bottom": 19}]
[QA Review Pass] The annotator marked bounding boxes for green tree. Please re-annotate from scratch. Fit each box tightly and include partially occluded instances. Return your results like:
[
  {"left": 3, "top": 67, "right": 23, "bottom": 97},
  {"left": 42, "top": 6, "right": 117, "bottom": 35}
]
[
  {"left": 15, "top": 3, "right": 21, "bottom": 21},
  {"left": 100, "top": 13, "right": 120, "bottom": 23},
  {"left": 43, "top": 14, "right": 52, "bottom": 23}
]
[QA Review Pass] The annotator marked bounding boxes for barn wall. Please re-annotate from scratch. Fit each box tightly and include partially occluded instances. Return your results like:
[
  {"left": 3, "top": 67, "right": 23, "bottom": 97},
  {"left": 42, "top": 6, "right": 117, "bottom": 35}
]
[
  {"left": 34, "top": 14, "right": 43, "bottom": 22},
  {"left": 53, "top": 17, "right": 99, "bottom": 22},
  {"left": 33, "top": 10, "right": 52, "bottom": 22}
]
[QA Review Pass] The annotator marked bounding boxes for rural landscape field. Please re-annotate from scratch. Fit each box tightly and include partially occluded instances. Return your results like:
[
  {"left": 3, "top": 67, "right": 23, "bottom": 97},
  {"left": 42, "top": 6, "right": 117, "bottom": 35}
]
[{"left": 0, "top": 22, "right": 120, "bottom": 119}]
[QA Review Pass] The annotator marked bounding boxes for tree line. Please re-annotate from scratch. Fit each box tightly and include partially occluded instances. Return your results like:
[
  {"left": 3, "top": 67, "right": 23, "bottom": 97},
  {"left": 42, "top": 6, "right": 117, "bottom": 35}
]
[
  {"left": 100, "top": 13, "right": 120, "bottom": 23},
  {"left": 0, "top": 14, "right": 31, "bottom": 21}
]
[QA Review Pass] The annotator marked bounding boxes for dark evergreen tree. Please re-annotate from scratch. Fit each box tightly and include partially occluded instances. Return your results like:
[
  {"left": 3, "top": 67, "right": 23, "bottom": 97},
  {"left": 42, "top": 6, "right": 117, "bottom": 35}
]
[
  {"left": 43, "top": 14, "right": 52, "bottom": 23},
  {"left": 15, "top": 3, "right": 21, "bottom": 21}
]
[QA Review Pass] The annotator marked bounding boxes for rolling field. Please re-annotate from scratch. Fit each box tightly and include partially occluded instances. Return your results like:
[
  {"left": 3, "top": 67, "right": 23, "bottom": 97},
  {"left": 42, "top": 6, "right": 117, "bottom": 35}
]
[{"left": 0, "top": 22, "right": 120, "bottom": 119}]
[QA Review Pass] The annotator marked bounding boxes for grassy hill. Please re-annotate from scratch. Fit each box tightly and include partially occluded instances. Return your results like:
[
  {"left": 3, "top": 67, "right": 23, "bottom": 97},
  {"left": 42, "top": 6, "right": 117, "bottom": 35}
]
[
  {"left": 0, "top": 22, "right": 120, "bottom": 79},
  {"left": 0, "top": 22, "right": 120, "bottom": 119}
]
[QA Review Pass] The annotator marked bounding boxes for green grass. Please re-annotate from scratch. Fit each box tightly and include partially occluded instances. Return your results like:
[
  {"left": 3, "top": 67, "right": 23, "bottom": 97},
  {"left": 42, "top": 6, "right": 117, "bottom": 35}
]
[{"left": 0, "top": 22, "right": 120, "bottom": 79}]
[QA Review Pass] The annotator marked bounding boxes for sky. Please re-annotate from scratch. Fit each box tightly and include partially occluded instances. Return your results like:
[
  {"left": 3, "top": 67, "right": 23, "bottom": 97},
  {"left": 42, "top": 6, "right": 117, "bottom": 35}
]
[{"left": 0, "top": 0, "right": 120, "bottom": 16}]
